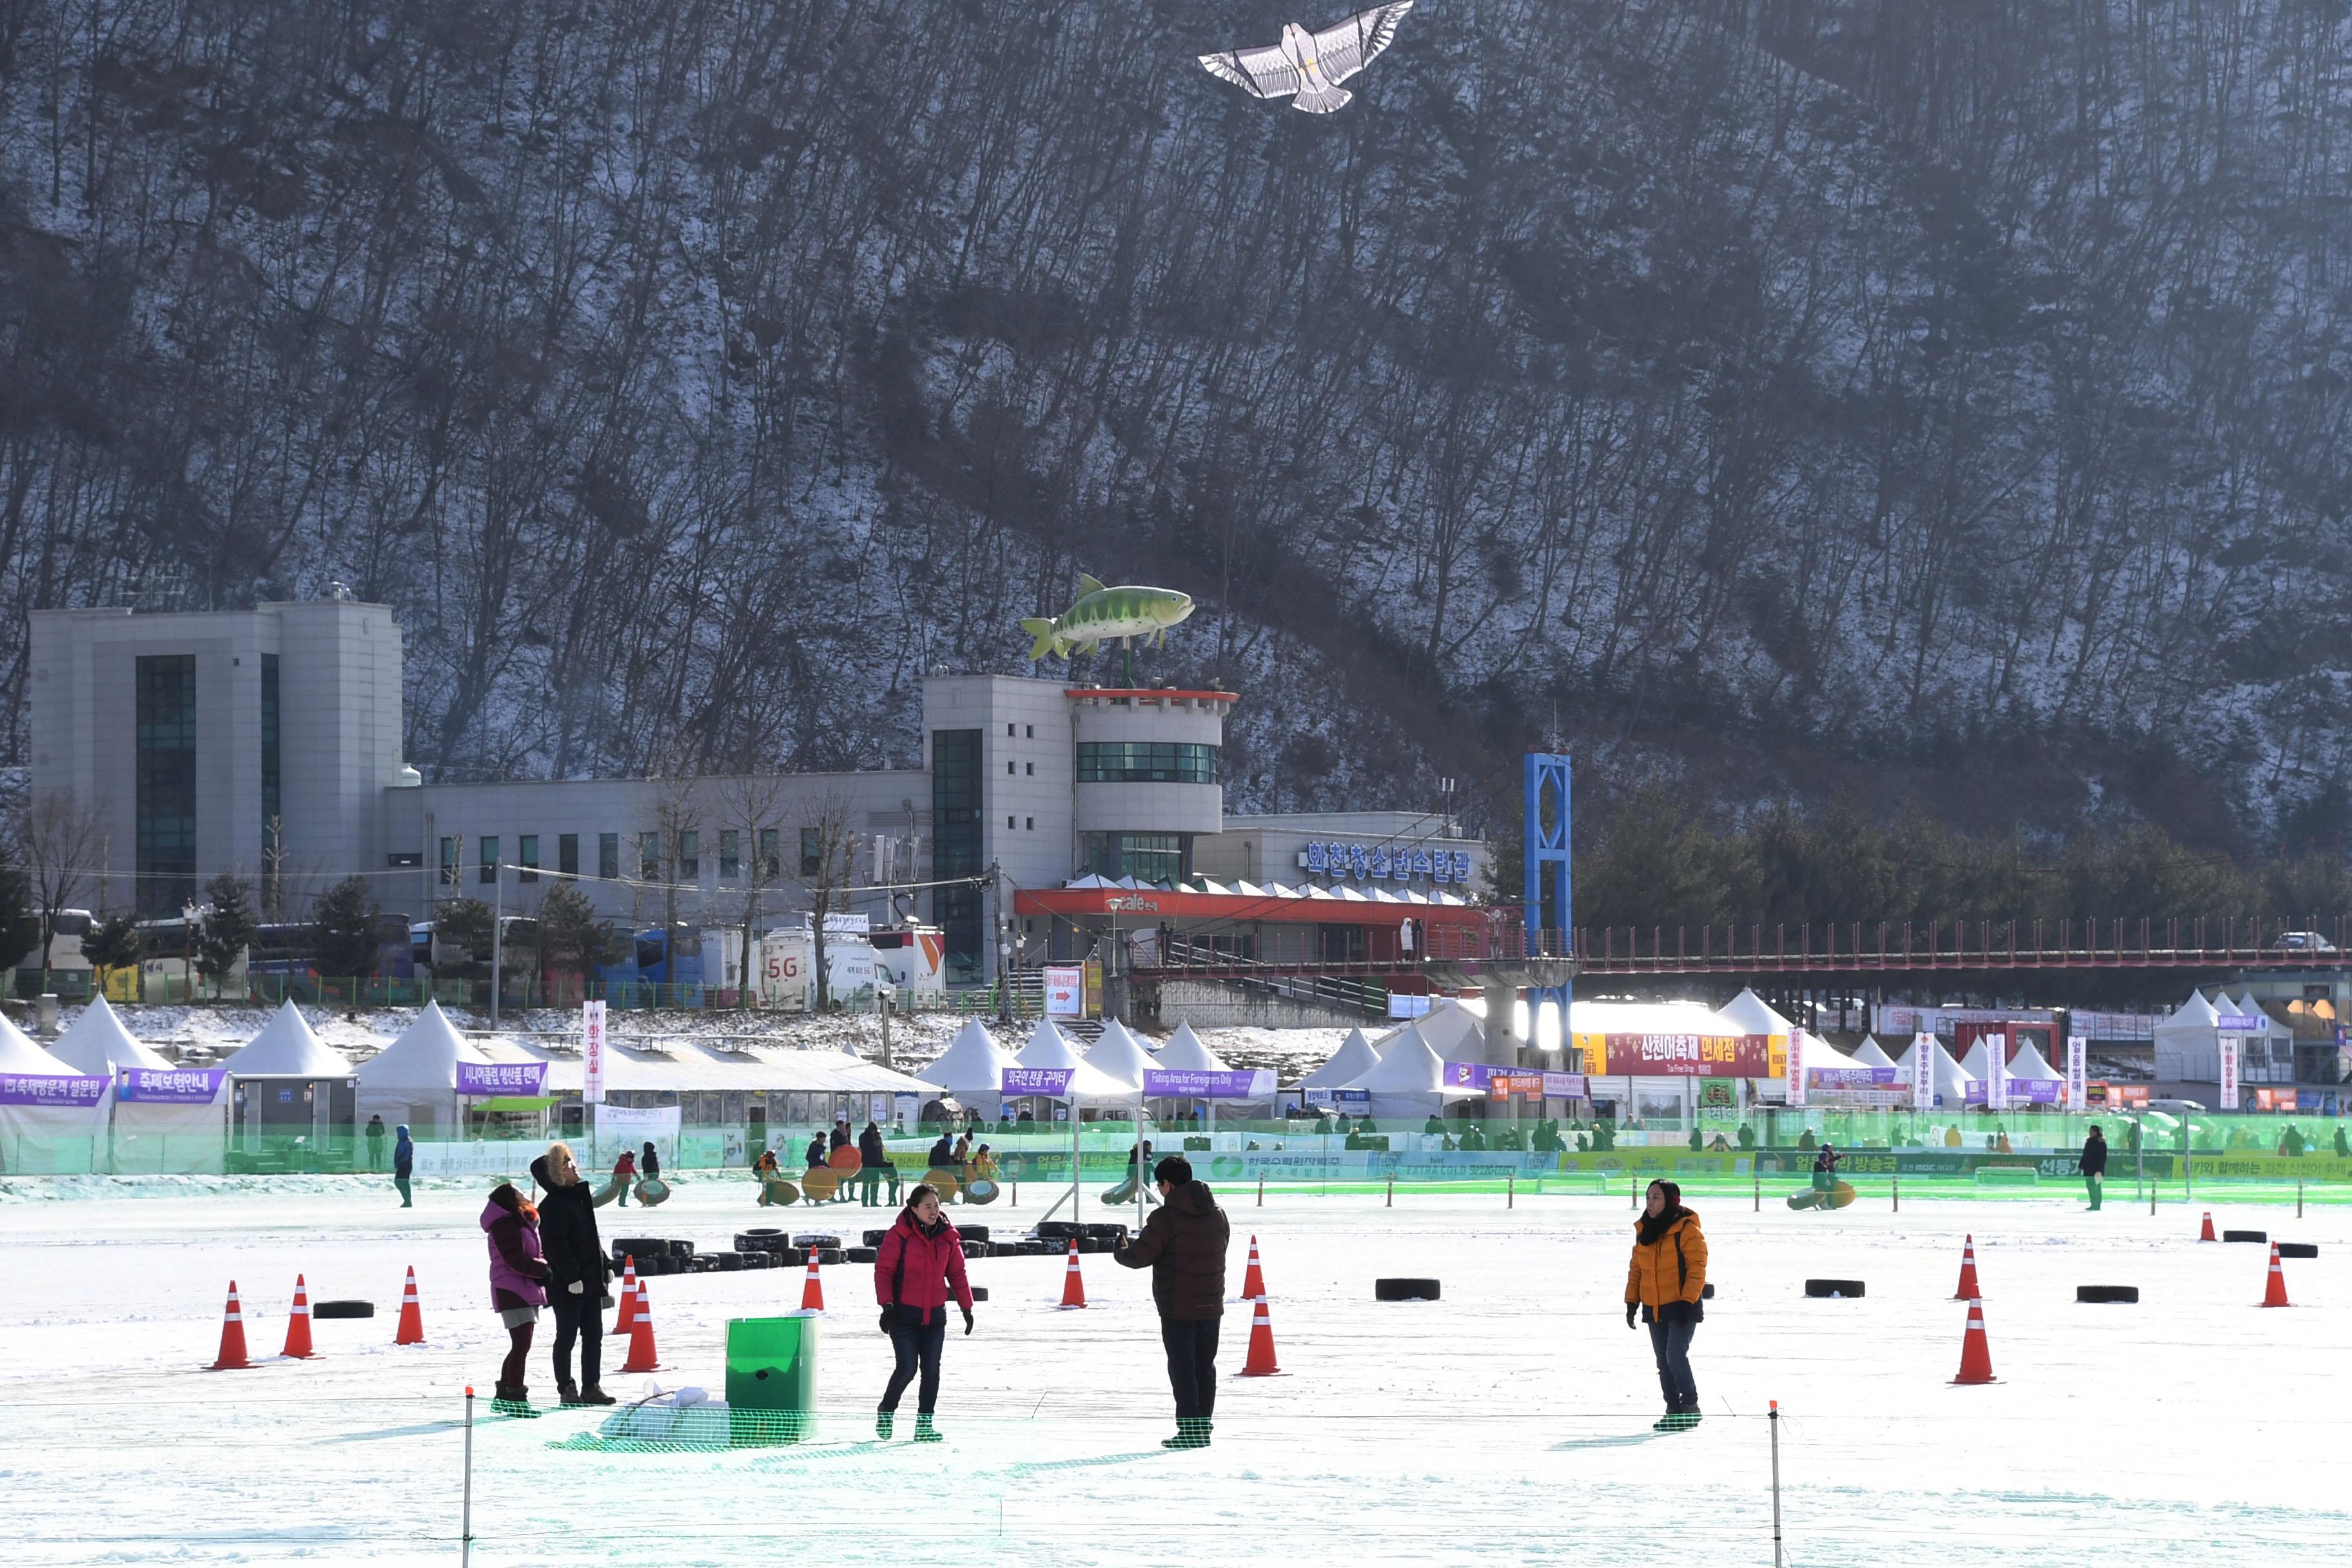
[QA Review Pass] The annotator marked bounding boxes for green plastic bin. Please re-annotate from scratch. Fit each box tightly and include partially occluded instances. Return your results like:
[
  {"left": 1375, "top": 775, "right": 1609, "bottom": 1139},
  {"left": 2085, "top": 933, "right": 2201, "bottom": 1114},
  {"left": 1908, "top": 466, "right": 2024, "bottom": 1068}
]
[{"left": 726, "top": 1311, "right": 819, "bottom": 1445}]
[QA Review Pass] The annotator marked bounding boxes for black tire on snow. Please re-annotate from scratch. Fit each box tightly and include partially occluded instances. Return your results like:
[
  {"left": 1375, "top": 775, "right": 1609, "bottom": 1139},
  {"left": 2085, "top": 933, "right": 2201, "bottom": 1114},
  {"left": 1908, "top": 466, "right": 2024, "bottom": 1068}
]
[
  {"left": 1804, "top": 1279, "right": 1866, "bottom": 1298},
  {"left": 311, "top": 1300, "right": 374, "bottom": 1320},
  {"left": 2075, "top": 1285, "right": 2138, "bottom": 1304},
  {"left": 1375, "top": 1278, "right": 1441, "bottom": 1302},
  {"left": 2222, "top": 1230, "right": 2267, "bottom": 1244},
  {"left": 2277, "top": 1242, "right": 2319, "bottom": 1259},
  {"left": 846, "top": 1247, "right": 879, "bottom": 1263}
]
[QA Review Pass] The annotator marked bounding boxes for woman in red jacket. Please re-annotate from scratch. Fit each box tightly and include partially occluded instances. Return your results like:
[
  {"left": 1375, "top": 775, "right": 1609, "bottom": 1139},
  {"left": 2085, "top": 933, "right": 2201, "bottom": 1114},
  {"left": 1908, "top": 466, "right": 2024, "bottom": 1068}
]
[{"left": 872, "top": 1184, "right": 974, "bottom": 1442}]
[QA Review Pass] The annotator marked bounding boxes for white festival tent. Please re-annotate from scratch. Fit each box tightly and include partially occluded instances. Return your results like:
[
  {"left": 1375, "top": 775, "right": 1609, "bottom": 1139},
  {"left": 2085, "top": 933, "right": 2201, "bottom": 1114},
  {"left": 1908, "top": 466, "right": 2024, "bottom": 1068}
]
[
  {"left": 1717, "top": 988, "right": 1797, "bottom": 1039},
  {"left": 1340, "top": 1022, "right": 1485, "bottom": 1122},
  {"left": 1409, "top": 998, "right": 1489, "bottom": 1061},
  {"left": 50, "top": 997, "right": 224, "bottom": 1173},
  {"left": 2006, "top": 1037, "right": 2063, "bottom": 1084},
  {"left": 1302, "top": 1028, "right": 1382, "bottom": 1093},
  {"left": 917, "top": 1020, "right": 1021, "bottom": 1115},
  {"left": 2225, "top": 993, "right": 2291, "bottom": 1041},
  {"left": 1008, "top": 1018, "right": 1137, "bottom": 1106},
  {"left": 354, "top": 1000, "right": 493, "bottom": 1132},
  {"left": 1849, "top": 1037, "right": 1900, "bottom": 1070},
  {"left": 1084, "top": 1018, "right": 1158, "bottom": 1092},
  {"left": 0, "top": 1011, "right": 112, "bottom": 1173},
  {"left": 1893, "top": 1035, "right": 1976, "bottom": 1108},
  {"left": 2151, "top": 990, "right": 2228, "bottom": 1084},
  {"left": 1153, "top": 1023, "right": 1231, "bottom": 1074},
  {"left": 217, "top": 1001, "right": 353, "bottom": 1079}
]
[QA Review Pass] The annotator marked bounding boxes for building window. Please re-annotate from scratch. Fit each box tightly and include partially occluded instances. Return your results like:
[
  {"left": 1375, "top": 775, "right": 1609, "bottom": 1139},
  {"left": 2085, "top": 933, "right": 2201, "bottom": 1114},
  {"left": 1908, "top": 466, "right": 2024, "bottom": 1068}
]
[
  {"left": 135, "top": 654, "right": 199, "bottom": 916},
  {"left": 558, "top": 834, "right": 579, "bottom": 877},
  {"left": 678, "top": 830, "right": 700, "bottom": 879},
  {"left": 440, "top": 836, "right": 460, "bottom": 887},
  {"left": 1006, "top": 723, "right": 1016, "bottom": 738},
  {"left": 598, "top": 832, "right": 619, "bottom": 881},
  {"left": 719, "top": 828, "right": 740, "bottom": 879},
  {"left": 1007, "top": 760, "right": 1015, "bottom": 776},
  {"left": 1026, "top": 817, "right": 1035, "bottom": 830},
  {"left": 260, "top": 653, "right": 280, "bottom": 870},
  {"left": 1026, "top": 725, "right": 1034, "bottom": 738},
  {"left": 518, "top": 835, "right": 539, "bottom": 882},
  {"left": 759, "top": 828, "right": 780, "bottom": 878},
  {"left": 639, "top": 832, "right": 661, "bottom": 879},
  {"left": 932, "top": 729, "right": 983, "bottom": 974},
  {"left": 799, "top": 827, "right": 820, "bottom": 877},
  {"left": 1075, "top": 741, "right": 1220, "bottom": 784},
  {"left": 479, "top": 836, "right": 499, "bottom": 885},
  {"left": 1008, "top": 814, "right": 1017, "bottom": 829},
  {"left": 1081, "top": 831, "right": 1190, "bottom": 885},
  {"left": 1025, "top": 761, "right": 1034, "bottom": 776}
]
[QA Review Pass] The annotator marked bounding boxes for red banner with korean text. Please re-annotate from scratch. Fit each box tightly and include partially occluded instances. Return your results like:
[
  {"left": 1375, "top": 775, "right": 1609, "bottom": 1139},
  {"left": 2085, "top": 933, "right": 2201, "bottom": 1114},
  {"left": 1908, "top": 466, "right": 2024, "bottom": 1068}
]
[{"left": 1576, "top": 1032, "right": 1775, "bottom": 1077}]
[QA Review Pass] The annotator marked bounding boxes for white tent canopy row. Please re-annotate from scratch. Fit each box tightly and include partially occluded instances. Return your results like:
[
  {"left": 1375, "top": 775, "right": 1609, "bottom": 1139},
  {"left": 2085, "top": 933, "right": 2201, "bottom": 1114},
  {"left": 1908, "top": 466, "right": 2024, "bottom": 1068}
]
[
  {"left": 1848, "top": 1037, "right": 1900, "bottom": 1070},
  {"left": 217, "top": 1001, "right": 351, "bottom": 1079},
  {"left": 355, "top": 1001, "right": 497, "bottom": 1131},
  {"left": 1153, "top": 1023, "right": 1230, "bottom": 1075},
  {"left": 1894, "top": 1035, "right": 1977, "bottom": 1104},
  {"left": 1339, "top": 1021, "right": 1485, "bottom": 1119},
  {"left": 1008, "top": 1018, "right": 1139, "bottom": 1105}
]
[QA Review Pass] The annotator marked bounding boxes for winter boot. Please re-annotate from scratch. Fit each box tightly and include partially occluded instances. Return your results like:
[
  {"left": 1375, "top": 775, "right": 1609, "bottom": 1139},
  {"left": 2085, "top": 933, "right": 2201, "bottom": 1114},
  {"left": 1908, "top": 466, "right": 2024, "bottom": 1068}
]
[
  {"left": 576, "top": 1384, "right": 616, "bottom": 1406},
  {"left": 491, "top": 1383, "right": 537, "bottom": 1417},
  {"left": 557, "top": 1379, "right": 582, "bottom": 1406},
  {"left": 876, "top": 1409, "right": 895, "bottom": 1440},
  {"left": 912, "top": 1413, "right": 943, "bottom": 1442},
  {"left": 1651, "top": 1409, "right": 1681, "bottom": 1432},
  {"left": 1162, "top": 1418, "right": 1212, "bottom": 1449}
]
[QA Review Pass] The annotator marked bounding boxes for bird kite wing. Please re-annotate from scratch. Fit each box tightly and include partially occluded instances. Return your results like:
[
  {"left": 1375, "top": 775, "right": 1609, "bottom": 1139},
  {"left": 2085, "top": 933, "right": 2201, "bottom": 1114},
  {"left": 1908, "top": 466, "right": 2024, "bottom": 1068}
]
[
  {"left": 1311, "top": 1, "right": 1414, "bottom": 85},
  {"left": 1199, "top": 43, "right": 1304, "bottom": 99}
]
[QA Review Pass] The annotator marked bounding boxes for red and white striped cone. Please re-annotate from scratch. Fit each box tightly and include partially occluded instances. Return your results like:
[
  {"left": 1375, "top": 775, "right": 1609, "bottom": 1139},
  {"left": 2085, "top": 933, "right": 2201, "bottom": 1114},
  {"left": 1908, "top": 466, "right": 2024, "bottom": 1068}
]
[
  {"left": 207, "top": 1280, "right": 253, "bottom": 1371},
  {"left": 2261, "top": 1242, "right": 2290, "bottom": 1308},
  {"left": 393, "top": 1266, "right": 426, "bottom": 1345},
  {"left": 281, "top": 1273, "right": 315, "bottom": 1358},
  {"left": 1240, "top": 1295, "right": 1281, "bottom": 1377},
  {"left": 1952, "top": 1235, "right": 1982, "bottom": 1300},
  {"left": 610, "top": 1256, "right": 640, "bottom": 1336},
  {"left": 1058, "top": 1238, "right": 1088, "bottom": 1309},
  {"left": 619, "top": 1275, "right": 662, "bottom": 1373},
  {"left": 1240, "top": 1236, "right": 1267, "bottom": 1303},
  {"left": 800, "top": 1247, "right": 825, "bottom": 1312},
  {"left": 1951, "top": 1297, "right": 1995, "bottom": 1385},
  {"left": 2199, "top": 1211, "right": 2217, "bottom": 1242}
]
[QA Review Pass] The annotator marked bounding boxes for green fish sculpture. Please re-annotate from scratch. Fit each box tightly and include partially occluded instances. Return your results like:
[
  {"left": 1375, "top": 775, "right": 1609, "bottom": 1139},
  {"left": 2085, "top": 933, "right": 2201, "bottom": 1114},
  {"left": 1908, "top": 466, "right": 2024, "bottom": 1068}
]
[{"left": 1021, "top": 576, "right": 1196, "bottom": 660}]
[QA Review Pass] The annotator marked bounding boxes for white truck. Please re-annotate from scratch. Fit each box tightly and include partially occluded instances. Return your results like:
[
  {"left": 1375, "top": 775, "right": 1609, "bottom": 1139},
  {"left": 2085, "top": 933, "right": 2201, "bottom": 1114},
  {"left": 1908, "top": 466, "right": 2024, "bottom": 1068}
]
[{"left": 709, "top": 920, "right": 880, "bottom": 1011}]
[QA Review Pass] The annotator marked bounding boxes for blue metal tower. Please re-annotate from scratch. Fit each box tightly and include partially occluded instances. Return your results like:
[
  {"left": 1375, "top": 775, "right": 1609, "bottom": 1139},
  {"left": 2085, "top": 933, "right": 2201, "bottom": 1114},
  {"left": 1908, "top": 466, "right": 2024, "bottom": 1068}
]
[{"left": 1523, "top": 752, "right": 1572, "bottom": 1047}]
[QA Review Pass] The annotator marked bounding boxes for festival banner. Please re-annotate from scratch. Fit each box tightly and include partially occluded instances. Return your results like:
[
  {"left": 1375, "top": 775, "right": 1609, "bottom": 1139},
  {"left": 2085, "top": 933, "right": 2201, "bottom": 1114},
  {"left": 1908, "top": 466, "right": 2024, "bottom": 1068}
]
[
  {"left": 115, "top": 1067, "right": 226, "bottom": 1103},
  {"left": 1983, "top": 1032, "right": 2008, "bottom": 1111},
  {"left": 1489, "top": 1070, "right": 1545, "bottom": 1102},
  {"left": 1911, "top": 1033, "right": 1936, "bottom": 1112},
  {"left": 457, "top": 1060, "right": 549, "bottom": 1097},
  {"left": 1043, "top": 966, "right": 1085, "bottom": 1018},
  {"left": 2219, "top": 1036, "right": 2240, "bottom": 1110},
  {"left": 1142, "top": 1068, "right": 1274, "bottom": 1099},
  {"left": 0, "top": 1072, "right": 110, "bottom": 1108},
  {"left": 581, "top": 999, "right": 608, "bottom": 1106},
  {"left": 1785, "top": 1027, "right": 1807, "bottom": 1108},
  {"left": 1444, "top": 1061, "right": 1492, "bottom": 1091},
  {"left": 1002, "top": 1066, "right": 1076, "bottom": 1097},
  {"left": 1576, "top": 1032, "right": 1773, "bottom": 1077},
  {"left": 1542, "top": 1072, "right": 1589, "bottom": 1099},
  {"left": 2064, "top": 1035, "right": 2087, "bottom": 1113}
]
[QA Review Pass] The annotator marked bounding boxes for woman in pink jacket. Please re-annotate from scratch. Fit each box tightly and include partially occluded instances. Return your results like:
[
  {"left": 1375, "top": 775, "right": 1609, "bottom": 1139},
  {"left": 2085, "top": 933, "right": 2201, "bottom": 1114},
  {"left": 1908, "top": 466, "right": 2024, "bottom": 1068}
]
[
  {"left": 481, "top": 1181, "right": 551, "bottom": 1413},
  {"left": 872, "top": 1184, "right": 975, "bottom": 1442}
]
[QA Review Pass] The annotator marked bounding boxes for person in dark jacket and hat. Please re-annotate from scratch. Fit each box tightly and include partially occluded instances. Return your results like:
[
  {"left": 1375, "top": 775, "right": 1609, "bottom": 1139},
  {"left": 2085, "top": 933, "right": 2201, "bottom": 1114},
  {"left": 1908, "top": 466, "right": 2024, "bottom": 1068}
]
[
  {"left": 1114, "top": 1155, "right": 1231, "bottom": 1449},
  {"left": 531, "top": 1141, "right": 618, "bottom": 1406},
  {"left": 2079, "top": 1124, "right": 2108, "bottom": 1210},
  {"left": 1625, "top": 1179, "right": 1708, "bottom": 1431},
  {"left": 872, "top": 1184, "right": 974, "bottom": 1442},
  {"left": 392, "top": 1124, "right": 415, "bottom": 1206},
  {"left": 858, "top": 1121, "right": 897, "bottom": 1207}
]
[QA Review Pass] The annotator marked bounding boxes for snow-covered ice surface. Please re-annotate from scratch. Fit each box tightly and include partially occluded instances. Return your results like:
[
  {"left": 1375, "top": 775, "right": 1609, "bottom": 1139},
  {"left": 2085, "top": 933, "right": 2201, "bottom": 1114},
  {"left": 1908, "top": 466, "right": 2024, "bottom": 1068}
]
[{"left": 3, "top": 1179, "right": 2346, "bottom": 1564}]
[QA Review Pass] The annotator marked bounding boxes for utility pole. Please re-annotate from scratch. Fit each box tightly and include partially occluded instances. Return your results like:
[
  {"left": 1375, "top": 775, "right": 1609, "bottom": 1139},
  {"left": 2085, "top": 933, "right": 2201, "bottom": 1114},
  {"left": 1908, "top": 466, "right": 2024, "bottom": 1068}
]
[
  {"left": 990, "top": 858, "right": 1010, "bottom": 1022},
  {"left": 490, "top": 858, "right": 505, "bottom": 1028}
]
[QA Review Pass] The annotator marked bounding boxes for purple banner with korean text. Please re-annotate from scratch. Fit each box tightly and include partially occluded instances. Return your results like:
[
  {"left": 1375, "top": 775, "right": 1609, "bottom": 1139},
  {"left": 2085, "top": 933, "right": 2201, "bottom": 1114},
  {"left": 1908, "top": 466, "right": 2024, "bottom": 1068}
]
[
  {"left": 2, "top": 1072, "right": 111, "bottom": 1108},
  {"left": 1142, "top": 1068, "right": 1275, "bottom": 1099},
  {"left": 456, "top": 1061, "right": 549, "bottom": 1097},
  {"left": 1443, "top": 1061, "right": 1493, "bottom": 1090},
  {"left": 115, "top": 1068, "right": 227, "bottom": 1104},
  {"left": 1807, "top": 1066, "right": 1899, "bottom": 1089},
  {"left": 1001, "top": 1066, "right": 1076, "bottom": 1097}
]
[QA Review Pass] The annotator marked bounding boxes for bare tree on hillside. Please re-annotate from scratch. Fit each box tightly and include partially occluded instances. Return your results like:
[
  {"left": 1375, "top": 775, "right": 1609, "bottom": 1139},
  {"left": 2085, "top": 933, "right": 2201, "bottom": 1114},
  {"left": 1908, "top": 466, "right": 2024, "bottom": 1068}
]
[
  {"left": 17, "top": 791, "right": 105, "bottom": 981},
  {"left": 718, "top": 771, "right": 790, "bottom": 1009},
  {"left": 794, "top": 789, "right": 862, "bottom": 1012}
]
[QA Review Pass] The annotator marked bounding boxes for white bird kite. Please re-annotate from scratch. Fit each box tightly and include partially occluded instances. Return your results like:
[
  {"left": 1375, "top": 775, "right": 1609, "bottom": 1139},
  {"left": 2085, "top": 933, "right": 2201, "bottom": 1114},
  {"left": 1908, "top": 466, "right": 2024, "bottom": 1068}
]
[{"left": 1199, "top": 2, "right": 1415, "bottom": 115}]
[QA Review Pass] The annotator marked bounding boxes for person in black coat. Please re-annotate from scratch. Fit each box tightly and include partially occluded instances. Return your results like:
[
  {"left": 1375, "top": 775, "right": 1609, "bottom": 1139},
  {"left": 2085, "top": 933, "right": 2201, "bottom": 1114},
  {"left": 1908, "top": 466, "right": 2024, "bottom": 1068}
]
[
  {"left": 806, "top": 1132, "right": 828, "bottom": 1171},
  {"left": 530, "top": 1141, "right": 618, "bottom": 1406},
  {"left": 1113, "top": 1157, "right": 1231, "bottom": 1449},
  {"left": 2078, "top": 1124, "right": 2108, "bottom": 1211},
  {"left": 858, "top": 1120, "right": 898, "bottom": 1207}
]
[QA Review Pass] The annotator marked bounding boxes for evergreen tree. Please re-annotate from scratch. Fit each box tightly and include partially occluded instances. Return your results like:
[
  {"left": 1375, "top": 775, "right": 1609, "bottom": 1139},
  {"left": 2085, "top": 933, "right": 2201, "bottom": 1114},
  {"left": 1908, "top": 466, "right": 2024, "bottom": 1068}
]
[
  {"left": 194, "top": 874, "right": 258, "bottom": 995},
  {"left": 311, "top": 876, "right": 382, "bottom": 981},
  {"left": 431, "top": 897, "right": 496, "bottom": 980},
  {"left": 536, "top": 883, "right": 623, "bottom": 986},
  {"left": 82, "top": 912, "right": 144, "bottom": 973}
]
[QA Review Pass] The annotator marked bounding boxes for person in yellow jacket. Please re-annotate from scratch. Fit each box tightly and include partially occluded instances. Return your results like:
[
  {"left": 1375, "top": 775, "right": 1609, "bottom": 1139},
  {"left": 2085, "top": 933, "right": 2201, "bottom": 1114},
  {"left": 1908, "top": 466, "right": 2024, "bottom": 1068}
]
[{"left": 1625, "top": 1178, "right": 1708, "bottom": 1431}]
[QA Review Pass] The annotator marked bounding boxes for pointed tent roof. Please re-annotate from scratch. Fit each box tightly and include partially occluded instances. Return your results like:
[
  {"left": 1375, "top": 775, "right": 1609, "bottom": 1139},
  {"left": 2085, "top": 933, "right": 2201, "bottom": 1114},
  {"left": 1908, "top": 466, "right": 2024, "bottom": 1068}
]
[
  {"left": 1153, "top": 1022, "right": 1230, "bottom": 1074},
  {"left": 0, "top": 1010, "right": 69, "bottom": 1075},
  {"left": 1849, "top": 1037, "right": 1899, "bottom": 1070},
  {"left": 1413, "top": 999, "right": 1488, "bottom": 1060},
  {"left": 1958, "top": 1038, "right": 2002, "bottom": 1081},
  {"left": 1800, "top": 1031, "right": 1852, "bottom": 1066},
  {"left": 355, "top": 1001, "right": 489, "bottom": 1094},
  {"left": 1011, "top": 1017, "right": 1137, "bottom": 1101},
  {"left": 1302, "top": 1027, "right": 1380, "bottom": 1088},
  {"left": 2007, "top": 1037, "right": 2062, "bottom": 1082},
  {"left": 2226, "top": 992, "right": 2290, "bottom": 1037},
  {"left": 1717, "top": 988, "right": 1796, "bottom": 1037},
  {"left": 1893, "top": 1035, "right": 1975, "bottom": 1101},
  {"left": 2153, "top": 990, "right": 2222, "bottom": 1037},
  {"left": 1342, "top": 1023, "right": 1484, "bottom": 1100},
  {"left": 217, "top": 1000, "right": 350, "bottom": 1078},
  {"left": 916, "top": 1020, "right": 1019, "bottom": 1095},
  {"left": 48, "top": 995, "right": 174, "bottom": 1075},
  {"left": 1084, "top": 1018, "right": 1158, "bottom": 1088}
]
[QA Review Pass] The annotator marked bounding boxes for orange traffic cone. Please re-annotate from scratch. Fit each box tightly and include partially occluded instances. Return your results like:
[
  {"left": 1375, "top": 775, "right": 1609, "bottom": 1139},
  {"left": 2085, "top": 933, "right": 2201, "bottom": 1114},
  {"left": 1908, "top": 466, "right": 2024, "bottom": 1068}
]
[
  {"left": 1951, "top": 1297, "right": 1996, "bottom": 1384},
  {"left": 281, "top": 1274, "right": 315, "bottom": 1359},
  {"left": 1240, "top": 1295, "right": 1282, "bottom": 1376},
  {"left": 619, "top": 1276, "right": 662, "bottom": 1372},
  {"left": 1058, "top": 1238, "right": 1088, "bottom": 1309},
  {"left": 207, "top": 1280, "right": 253, "bottom": 1370},
  {"left": 1241, "top": 1236, "right": 1267, "bottom": 1302},
  {"left": 2199, "top": 1211, "right": 2216, "bottom": 1242},
  {"left": 610, "top": 1256, "right": 640, "bottom": 1337},
  {"left": 800, "top": 1247, "right": 825, "bottom": 1312},
  {"left": 394, "top": 1266, "right": 426, "bottom": 1345},
  {"left": 2260, "top": 1242, "right": 2290, "bottom": 1308},
  {"left": 1952, "top": 1235, "right": 1982, "bottom": 1300}
]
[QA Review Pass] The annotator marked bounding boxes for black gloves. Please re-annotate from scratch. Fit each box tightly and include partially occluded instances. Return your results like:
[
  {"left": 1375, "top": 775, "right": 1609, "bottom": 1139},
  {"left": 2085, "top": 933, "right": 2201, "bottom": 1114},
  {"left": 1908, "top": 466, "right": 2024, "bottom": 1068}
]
[
  {"left": 1625, "top": 1302, "right": 1638, "bottom": 1329},
  {"left": 961, "top": 1306, "right": 974, "bottom": 1337},
  {"left": 879, "top": 1306, "right": 894, "bottom": 1335}
]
